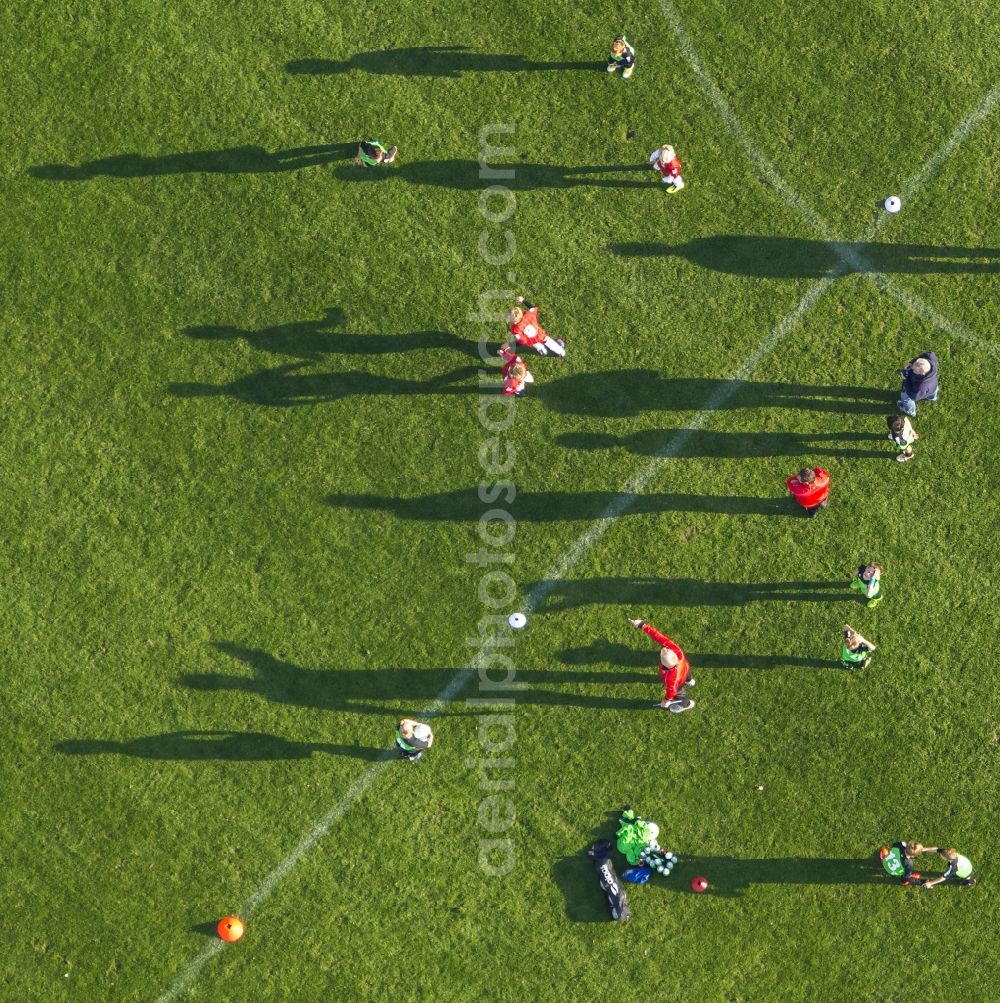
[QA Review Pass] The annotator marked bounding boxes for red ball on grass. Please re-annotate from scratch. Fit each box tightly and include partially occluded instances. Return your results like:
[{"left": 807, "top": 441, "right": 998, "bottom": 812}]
[{"left": 217, "top": 916, "right": 245, "bottom": 942}]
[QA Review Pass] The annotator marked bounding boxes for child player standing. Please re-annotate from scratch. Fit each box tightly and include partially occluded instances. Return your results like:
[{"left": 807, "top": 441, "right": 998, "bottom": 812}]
[
  {"left": 887, "top": 415, "right": 919, "bottom": 463},
  {"left": 355, "top": 140, "right": 398, "bottom": 168},
  {"left": 841, "top": 624, "right": 876, "bottom": 669},
  {"left": 627, "top": 617, "right": 695, "bottom": 713},
  {"left": 505, "top": 295, "right": 566, "bottom": 357},
  {"left": 649, "top": 144, "right": 684, "bottom": 192},
  {"left": 498, "top": 343, "right": 534, "bottom": 397},
  {"left": 606, "top": 36, "right": 636, "bottom": 79},
  {"left": 396, "top": 718, "right": 433, "bottom": 761},
  {"left": 851, "top": 563, "right": 884, "bottom": 608}
]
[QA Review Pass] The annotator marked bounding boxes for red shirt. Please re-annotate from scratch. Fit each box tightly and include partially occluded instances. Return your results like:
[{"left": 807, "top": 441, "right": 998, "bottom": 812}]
[
  {"left": 655, "top": 155, "right": 682, "bottom": 179},
  {"left": 786, "top": 467, "right": 830, "bottom": 508},
  {"left": 500, "top": 347, "right": 527, "bottom": 395},
  {"left": 510, "top": 306, "right": 547, "bottom": 346},
  {"left": 641, "top": 623, "right": 690, "bottom": 700}
]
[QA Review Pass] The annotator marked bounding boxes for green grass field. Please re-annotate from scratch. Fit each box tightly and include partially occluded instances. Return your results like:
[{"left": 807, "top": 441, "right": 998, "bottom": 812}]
[{"left": 3, "top": 1, "right": 999, "bottom": 999}]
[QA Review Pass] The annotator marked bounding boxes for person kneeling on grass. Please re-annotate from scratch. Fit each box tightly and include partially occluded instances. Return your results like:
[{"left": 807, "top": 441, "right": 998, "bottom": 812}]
[
  {"left": 887, "top": 414, "right": 919, "bottom": 463},
  {"left": 606, "top": 36, "right": 636, "bottom": 79},
  {"left": 505, "top": 295, "right": 566, "bottom": 357},
  {"left": 880, "top": 841, "right": 926, "bottom": 886},
  {"left": 627, "top": 616, "right": 695, "bottom": 713},
  {"left": 498, "top": 343, "right": 534, "bottom": 397},
  {"left": 841, "top": 624, "right": 875, "bottom": 669},
  {"left": 649, "top": 144, "right": 684, "bottom": 193},
  {"left": 786, "top": 466, "right": 830, "bottom": 517},
  {"left": 921, "top": 847, "right": 976, "bottom": 888},
  {"left": 851, "top": 563, "right": 884, "bottom": 608},
  {"left": 355, "top": 140, "right": 398, "bottom": 168},
  {"left": 396, "top": 718, "right": 433, "bottom": 761}
]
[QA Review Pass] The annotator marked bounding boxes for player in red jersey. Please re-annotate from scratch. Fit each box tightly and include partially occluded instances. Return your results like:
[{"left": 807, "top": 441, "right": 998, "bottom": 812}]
[
  {"left": 627, "top": 617, "right": 695, "bottom": 713},
  {"left": 786, "top": 466, "right": 831, "bottom": 517},
  {"left": 498, "top": 343, "right": 534, "bottom": 396},
  {"left": 649, "top": 144, "right": 684, "bottom": 193},
  {"left": 504, "top": 295, "right": 566, "bottom": 357}
]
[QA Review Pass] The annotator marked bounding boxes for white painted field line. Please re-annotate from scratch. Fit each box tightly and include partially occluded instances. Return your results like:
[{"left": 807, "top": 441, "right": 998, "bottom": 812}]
[
  {"left": 871, "top": 281, "right": 1000, "bottom": 357},
  {"left": 157, "top": 32, "right": 993, "bottom": 999},
  {"left": 659, "top": 0, "right": 1000, "bottom": 357},
  {"left": 897, "top": 87, "right": 1000, "bottom": 201},
  {"left": 155, "top": 668, "right": 473, "bottom": 1002},
  {"left": 843, "top": 85, "right": 1000, "bottom": 358},
  {"left": 657, "top": 0, "right": 835, "bottom": 239},
  {"left": 527, "top": 273, "right": 840, "bottom": 606},
  {"left": 155, "top": 272, "right": 841, "bottom": 1000}
]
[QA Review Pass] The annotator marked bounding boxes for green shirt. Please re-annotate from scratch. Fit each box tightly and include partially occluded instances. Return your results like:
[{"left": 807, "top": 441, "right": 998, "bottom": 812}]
[
  {"left": 945, "top": 853, "right": 973, "bottom": 880},
  {"left": 881, "top": 846, "right": 907, "bottom": 877},
  {"left": 841, "top": 642, "right": 870, "bottom": 664},
  {"left": 852, "top": 574, "right": 880, "bottom": 598},
  {"left": 359, "top": 141, "right": 387, "bottom": 167}
]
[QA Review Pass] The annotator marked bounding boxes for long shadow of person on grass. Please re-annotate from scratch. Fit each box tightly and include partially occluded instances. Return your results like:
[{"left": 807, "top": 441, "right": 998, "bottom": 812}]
[
  {"left": 181, "top": 643, "right": 661, "bottom": 715},
  {"left": 55, "top": 731, "right": 383, "bottom": 761},
  {"left": 29, "top": 143, "right": 356, "bottom": 180},
  {"left": 556, "top": 641, "right": 831, "bottom": 671},
  {"left": 538, "top": 373, "right": 893, "bottom": 418},
  {"left": 325, "top": 487, "right": 792, "bottom": 521},
  {"left": 184, "top": 307, "right": 480, "bottom": 362},
  {"left": 331, "top": 158, "right": 649, "bottom": 190},
  {"left": 611, "top": 235, "right": 1000, "bottom": 277},
  {"left": 556, "top": 429, "right": 885, "bottom": 460},
  {"left": 553, "top": 850, "right": 885, "bottom": 914},
  {"left": 169, "top": 363, "right": 480, "bottom": 406},
  {"left": 182, "top": 644, "right": 847, "bottom": 716},
  {"left": 287, "top": 46, "right": 596, "bottom": 78},
  {"left": 652, "top": 855, "right": 886, "bottom": 898},
  {"left": 532, "top": 577, "right": 852, "bottom": 612}
]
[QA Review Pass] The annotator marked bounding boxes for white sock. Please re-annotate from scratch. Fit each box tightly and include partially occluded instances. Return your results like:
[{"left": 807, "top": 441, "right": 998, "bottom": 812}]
[{"left": 542, "top": 336, "right": 565, "bottom": 357}]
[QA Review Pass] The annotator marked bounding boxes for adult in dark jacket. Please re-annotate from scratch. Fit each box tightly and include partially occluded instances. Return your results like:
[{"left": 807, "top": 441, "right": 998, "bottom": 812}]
[{"left": 897, "top": 352, "right": 939, "bottom": 416}]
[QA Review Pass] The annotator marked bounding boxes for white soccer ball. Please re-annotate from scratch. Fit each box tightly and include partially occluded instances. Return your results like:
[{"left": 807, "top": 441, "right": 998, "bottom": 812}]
[
  {"left": 884, "top": 196, "right": 901, "bottom": 214},
  {"left": 508, "top": 612, "right": 527, "bottom": 629}
]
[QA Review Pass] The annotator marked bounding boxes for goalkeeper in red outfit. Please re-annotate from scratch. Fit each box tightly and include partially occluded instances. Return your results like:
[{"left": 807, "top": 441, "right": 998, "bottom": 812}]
[
  {"left": 627, "top": 617, "right": 696, "bottom": 713},
  {"left": 504, "top": 295, "right": 566, "bottom": 357}
]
